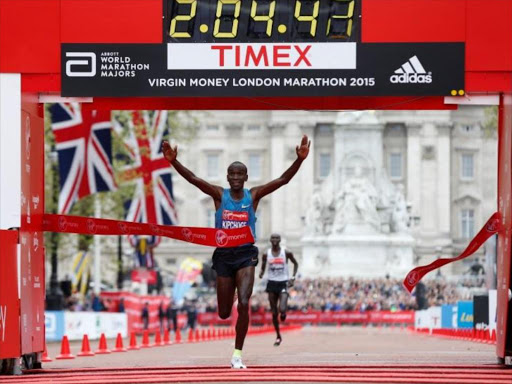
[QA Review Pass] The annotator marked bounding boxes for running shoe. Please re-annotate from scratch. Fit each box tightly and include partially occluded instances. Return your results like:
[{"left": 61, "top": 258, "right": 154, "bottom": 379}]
[
  {"left": 274, "top": 337, "right": 282, "bottom": 347},
  {"left": 231, "top": 356, "right": 247, "bottom": 369}
]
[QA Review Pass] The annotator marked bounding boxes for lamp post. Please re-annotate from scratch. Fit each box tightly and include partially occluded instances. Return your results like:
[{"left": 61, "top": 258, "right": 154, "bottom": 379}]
[
  {"left": 117, "top": 235, "right": 123, "bottom": 290},
  {"left": 435, "top": 246, "right": 443, "bottom": 277},
  {"left": 46, "top": 150, "right": 63, "bottom": 310}
]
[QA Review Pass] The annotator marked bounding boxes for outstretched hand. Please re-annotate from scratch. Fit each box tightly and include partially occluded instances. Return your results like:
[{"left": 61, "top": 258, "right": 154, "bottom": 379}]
[
  {"left": 162, "top": 141, "right": 178, "bottom": 163},
  {"left": 296, "top": 135, "right": 311, "bottom": 160}
]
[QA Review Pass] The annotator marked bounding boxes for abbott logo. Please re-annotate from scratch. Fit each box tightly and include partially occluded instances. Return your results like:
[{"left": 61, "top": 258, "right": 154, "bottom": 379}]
[
  {"left": 66, "top": 52, "right": 96, "bottom": 77},
  {"left": 390, "top": 55, "right": 432, "bottom": 84}
]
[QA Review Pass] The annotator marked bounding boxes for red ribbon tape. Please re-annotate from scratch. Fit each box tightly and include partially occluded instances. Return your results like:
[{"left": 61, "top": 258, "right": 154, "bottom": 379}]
[
  {"left": 42, "top": 214, "right": 254, "bottom": 248},
  {"left": 403, "top": 212, "right": 503, "bottom": 293}
]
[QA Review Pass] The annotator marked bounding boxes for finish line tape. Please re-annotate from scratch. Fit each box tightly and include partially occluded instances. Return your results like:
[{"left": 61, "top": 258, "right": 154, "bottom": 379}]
[
  {"left": 42, "top": 214, "right": 254, "bottom": 248},
  {"left": 403, "top": 211, "right": 503, "bottom": 293}
]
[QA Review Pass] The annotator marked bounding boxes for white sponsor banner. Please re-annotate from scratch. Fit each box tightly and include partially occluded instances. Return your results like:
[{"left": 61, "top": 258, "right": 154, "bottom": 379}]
[
  {"left": 415, "top": 307, "right": 442, "bottom": 330},
  {"left": 489, "top": 289, "right": 497, "bottom": 332},
  {"left": 167, "top": 43, "right": 356, "bottom": 70},
  {"left": 64, "top": 312, "right": 127, "bottom": 340},
  {"left": 97, "top": 312, "right": 128, "bottom": 339},
  {"left": 64, "top": 312, "right": 96, "bottom": 340}
]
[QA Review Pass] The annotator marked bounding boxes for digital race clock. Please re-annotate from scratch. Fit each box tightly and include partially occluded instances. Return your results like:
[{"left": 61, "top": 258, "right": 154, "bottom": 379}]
[
  {"left": 60, "top": 0, "right": 465, "bottom": 98},
  {"left": 163, "top": 0, "right": 361, "bottom": 43}
]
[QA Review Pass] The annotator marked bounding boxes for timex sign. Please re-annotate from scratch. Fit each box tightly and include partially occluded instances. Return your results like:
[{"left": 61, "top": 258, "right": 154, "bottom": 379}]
[{"left": 167, "top": 43, "right": 357, "bottom": 70}]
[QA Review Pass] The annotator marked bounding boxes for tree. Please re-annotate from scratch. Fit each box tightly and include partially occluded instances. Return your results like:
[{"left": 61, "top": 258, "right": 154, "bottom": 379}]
[
  {"left": 483, "top": 106, "right": 498, "bottom": 138},
  {"left": 44, "top": 107, "right": 197, "bottom": 291}
]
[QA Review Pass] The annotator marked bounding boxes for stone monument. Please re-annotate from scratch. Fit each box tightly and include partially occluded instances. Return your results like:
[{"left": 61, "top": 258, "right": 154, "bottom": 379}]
[{"left": 301, "top": 111, "right": 415, "bottom": 278}]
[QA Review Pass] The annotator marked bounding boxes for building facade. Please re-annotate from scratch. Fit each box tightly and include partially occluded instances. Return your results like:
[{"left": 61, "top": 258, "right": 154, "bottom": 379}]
[{"left": 154, "top": 107, "right": 497, "bottom": 279}]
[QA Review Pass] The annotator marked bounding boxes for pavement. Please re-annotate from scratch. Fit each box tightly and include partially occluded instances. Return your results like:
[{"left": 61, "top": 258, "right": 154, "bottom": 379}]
[{"left": 0, "top": 326, "right": 508, "bottom": 384}]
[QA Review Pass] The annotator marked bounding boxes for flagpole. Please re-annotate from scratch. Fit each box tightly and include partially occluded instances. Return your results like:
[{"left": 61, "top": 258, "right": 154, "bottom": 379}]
[{"left": 94, "top": 196, "right": 101, "bottom": 295}]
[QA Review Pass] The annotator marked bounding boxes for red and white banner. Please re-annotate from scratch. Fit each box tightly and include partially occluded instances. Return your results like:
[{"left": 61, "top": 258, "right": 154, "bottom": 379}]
[
  {"left": 43, "top": 213, "right": 254, "bottom": 248},
  {"left": 403, "top": 212, "right": 503, "bottom": 293},
  {"left": 248, "top": 310, "right": 414, "bottom": 325},
  {"left": 167, "top": 43, "right": 356, "bottom": 70},
  {"left": 100, "top": 291, "right": 415, "bottom": 330},
  {"left": 100, "top": 292, "right": 171, "bottom": 333},
  {"left": 131, "top": 269, "right": 157, "bottom": 284}
]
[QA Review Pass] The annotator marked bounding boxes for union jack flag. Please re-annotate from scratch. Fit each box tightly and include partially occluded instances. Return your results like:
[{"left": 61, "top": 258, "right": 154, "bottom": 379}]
[
  {"left": 50, "top": 103, "right": 116, "bottom": 214},
  {"left": 116, "top": 110, "right": 178, "bottom": 232}
]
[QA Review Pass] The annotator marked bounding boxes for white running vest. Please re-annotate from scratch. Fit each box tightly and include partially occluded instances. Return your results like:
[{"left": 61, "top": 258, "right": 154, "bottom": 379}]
[{"left": 266, "top": 248, "right": 289, "bottom": 282}]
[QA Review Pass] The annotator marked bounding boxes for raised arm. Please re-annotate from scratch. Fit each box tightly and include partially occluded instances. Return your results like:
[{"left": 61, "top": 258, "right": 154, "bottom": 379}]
[
  {"left": 251, "top": 135, "right": 310, "bottom": 208},
  {"left": 162, "top": 141, "right": 223, "bottom": 206}
]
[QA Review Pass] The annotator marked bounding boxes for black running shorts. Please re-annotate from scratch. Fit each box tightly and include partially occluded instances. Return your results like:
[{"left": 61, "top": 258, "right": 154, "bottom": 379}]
[
  {"left": 212, "top": 244, "right": 259, "bottom": 278},
  {"left": 266, "top": 280, "right": 288, "bottom": 294}
]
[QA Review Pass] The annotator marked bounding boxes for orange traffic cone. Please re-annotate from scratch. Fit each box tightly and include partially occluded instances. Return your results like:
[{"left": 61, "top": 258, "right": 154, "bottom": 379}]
[
  {"left": 141, "top": 330, "right": 150, "bottom": 348},
  {"left": 188, "top": 328, "right": 195, "bottom": 343},
  {"left": 42, "top": 343, "right": 53, "bottom": 362},
  {"left": 56, "top": 336, "right": 75, "bottom": 359},
  {"left": 175, "top": 328, "right": 182, "bottom": 344},
  {"left": 491, "top": 329, "right": 497, "bottom": 344},
  {"left": 95, "top": 333, "right": 111, "bottom": 354},
  {"left": 484, "top": 329, "right": 492, "bottom": 344},
  {"left": 163, "top": 330, "right": 172, "bottom": 346},
  {"left": 153, "top": 331, "right": 163, "bottom": 347},
  {"left": 128, "top": 331, "right": 139, "bottom": 350},
  {"left": 113, "top": 333, "right": 127, "bottom": 352},
  {"left": 195, "top": 328, "right": 201, "bottom": 342},
  {"left": 202, "top": 329, "right": 208, "bottom": 341},
  {"left": 77, "top": 334, "right": 95, "bottom": 357}
]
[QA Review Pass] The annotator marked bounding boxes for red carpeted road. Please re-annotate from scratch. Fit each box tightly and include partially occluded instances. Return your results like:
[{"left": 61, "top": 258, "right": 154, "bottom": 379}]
[{"left": 1, "top": 327, "right": 509, "bottom": 384}]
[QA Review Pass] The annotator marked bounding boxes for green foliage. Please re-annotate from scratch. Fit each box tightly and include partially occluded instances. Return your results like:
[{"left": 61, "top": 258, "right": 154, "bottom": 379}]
[
  {"left": 44, "top": 107, "right": 197, "bottom": 257},
  {"left": 44, "top": 103, "right": 61, "bottom": 253},
  {"left": 483, "top": 106, "right": 498, "bottom": 138}
]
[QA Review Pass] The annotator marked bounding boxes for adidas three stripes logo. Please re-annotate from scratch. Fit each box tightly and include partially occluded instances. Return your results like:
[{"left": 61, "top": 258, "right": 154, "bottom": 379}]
[{"left": 390, "top": 56, "right": 432, "bottom": 84}]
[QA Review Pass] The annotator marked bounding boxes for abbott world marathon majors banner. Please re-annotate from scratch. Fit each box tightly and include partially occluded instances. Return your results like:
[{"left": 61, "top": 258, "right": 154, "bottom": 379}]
[
  {"left": 61, "top": 43, "right": 464, "bottom": 98},
  {"left": 45, "top": 311, "right": 127, "bottom": 341}
]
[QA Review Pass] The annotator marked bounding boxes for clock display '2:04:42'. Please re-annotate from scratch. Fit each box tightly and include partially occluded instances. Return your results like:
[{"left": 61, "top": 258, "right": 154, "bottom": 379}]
[{"left": 164, "top": 0, "right": 361, "bottom": 43}]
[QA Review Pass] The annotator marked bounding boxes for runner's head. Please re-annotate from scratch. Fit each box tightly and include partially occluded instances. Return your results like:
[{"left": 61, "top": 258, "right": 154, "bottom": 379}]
[
  {"left": 270, "top": 233, "right": 281, "bottom": 247},
  {"left": 227, "top": 161, "right": 248, "bottom": 191}
]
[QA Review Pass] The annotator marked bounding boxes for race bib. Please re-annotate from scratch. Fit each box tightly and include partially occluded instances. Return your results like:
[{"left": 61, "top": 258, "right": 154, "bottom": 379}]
[{"left": 222, "top": 210, "right": 248, "bottom": 229}]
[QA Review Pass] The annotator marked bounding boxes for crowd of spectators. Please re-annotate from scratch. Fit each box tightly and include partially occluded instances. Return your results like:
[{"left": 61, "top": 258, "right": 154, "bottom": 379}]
[
  {"left": 63, "top": 292, "right": 116, "bottom": 312},
  {"left": 61, "top": 275, "right": 487, "bottom": 314},
  {"left": 194, "top": 275, "right": 487, "bottom": 314}
]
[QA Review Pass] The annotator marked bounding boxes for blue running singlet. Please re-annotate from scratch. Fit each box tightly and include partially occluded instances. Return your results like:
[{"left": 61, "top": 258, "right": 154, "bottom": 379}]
[{"left": 215, "top": 188, "right": 256, "bottom": 242}]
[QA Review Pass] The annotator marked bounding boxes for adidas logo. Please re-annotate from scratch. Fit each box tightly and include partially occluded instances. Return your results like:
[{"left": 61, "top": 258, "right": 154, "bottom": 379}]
[{"left": 390, "top": 55, "right": 432, "bottom": 84}]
